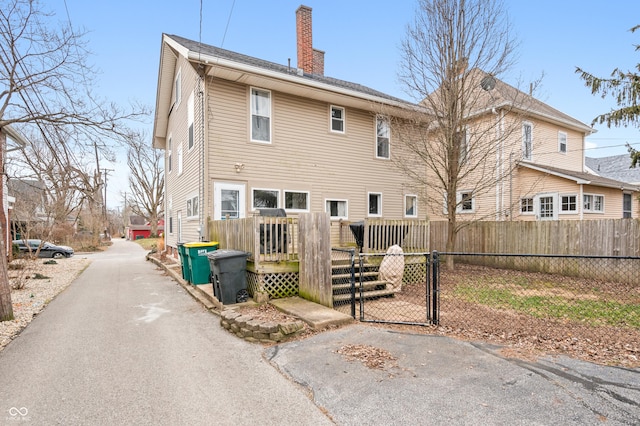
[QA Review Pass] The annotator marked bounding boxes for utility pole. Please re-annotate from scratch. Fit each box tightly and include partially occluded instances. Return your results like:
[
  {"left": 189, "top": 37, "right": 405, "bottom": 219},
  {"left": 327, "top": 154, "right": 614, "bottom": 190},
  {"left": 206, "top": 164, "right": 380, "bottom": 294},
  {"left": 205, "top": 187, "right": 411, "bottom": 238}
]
[{"left": 102, "top": 168, "right": 114, "bottom": 239}]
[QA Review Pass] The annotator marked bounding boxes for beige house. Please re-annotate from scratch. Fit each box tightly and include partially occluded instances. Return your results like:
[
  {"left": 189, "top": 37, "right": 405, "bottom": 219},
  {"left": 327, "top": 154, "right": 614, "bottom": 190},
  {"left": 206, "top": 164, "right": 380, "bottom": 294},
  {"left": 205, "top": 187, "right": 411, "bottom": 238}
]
[
  {"left": 153, "top": 6, "right": 426, "bottom": 255},
  {"left": 152, "top": 6, "right": 639, "bottom": 258}
]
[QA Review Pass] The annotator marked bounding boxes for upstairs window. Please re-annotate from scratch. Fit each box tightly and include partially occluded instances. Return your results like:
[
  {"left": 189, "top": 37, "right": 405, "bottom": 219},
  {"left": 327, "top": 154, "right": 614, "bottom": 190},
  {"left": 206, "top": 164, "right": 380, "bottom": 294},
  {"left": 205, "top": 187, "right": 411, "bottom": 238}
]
[
  {"left": 455, "top": 128, "right": 468, "bottom": 164},
  {"left": 376, "top": 116, "right": 390, "bottom": 159},
  {"left": 251, "top": 88, "right": 271, "bottom": 143},
  {"left": 331, "top": 105, "right": 345, "bottom": 133},
  {"left": 174, "top": 68, "right": 182, "bottom": 106},
  {"left": 558, "top": 131, "right": 567, "bottom": 154},
  {"left": 167, "top": 136, "right": 172, "bottom": 173},
  {"left": 188, "top": 91, "right": 194, "bottom": 150},
  {"left": 522, "top": 122, "right": 532, "bottom": 160}
]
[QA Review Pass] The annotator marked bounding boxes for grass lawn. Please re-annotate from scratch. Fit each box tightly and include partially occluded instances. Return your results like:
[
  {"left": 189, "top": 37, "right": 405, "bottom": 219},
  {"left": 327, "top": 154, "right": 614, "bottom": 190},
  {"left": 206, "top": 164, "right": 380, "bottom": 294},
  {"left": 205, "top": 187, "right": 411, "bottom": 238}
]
[{"left": 134, "top": 238, "right": 162, "bottom": 251}]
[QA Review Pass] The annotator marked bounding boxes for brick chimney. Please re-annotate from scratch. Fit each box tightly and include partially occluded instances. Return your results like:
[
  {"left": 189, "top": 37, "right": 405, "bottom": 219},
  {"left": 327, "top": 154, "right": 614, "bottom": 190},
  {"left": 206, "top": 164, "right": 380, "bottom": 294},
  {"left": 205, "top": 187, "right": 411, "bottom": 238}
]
[{"left": 296, "top": 5, "right": 324, "bottom": 75}]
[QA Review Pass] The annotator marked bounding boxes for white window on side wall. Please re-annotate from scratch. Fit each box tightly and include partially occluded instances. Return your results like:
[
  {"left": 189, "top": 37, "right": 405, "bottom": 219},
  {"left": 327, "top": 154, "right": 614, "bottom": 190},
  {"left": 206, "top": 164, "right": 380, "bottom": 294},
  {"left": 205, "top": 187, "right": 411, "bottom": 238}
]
[
  {"left": 325, "top": 199, "right": 348, "bottom": 220},
  {"left": 558, "top": 131, "right": 567, "bottom": 154},
  {"left": 376, "top": 116, "right": 390, "bottom": 159},
  {"left": 405, "top": 195, "right": 418, "bottom": 218},
  {"left": 368, "top": 192, "right": 382, "bottom": 217},
  {"left": 251, "top": 87, "right": 271, "bottom": 143},
  {"left": 284, "top": 190, "right": 309, "bottom": 212},
  {"left": 522, "top": 122, "right": 533, "bottom": 160},
  {"left": 188, "top": 91, "right": 194, "bottom": 150},
  {"left": 186, "top": 193, "right": 199, "bottom": 219},
  {"left": 520, "top": 197, "right": 534, "bottom": 214},
  {"left": 174, "top": 68, "right": 182, "bottom": 107},
  {"left": 252, "top": 188, "right": 279, "bottom": 210},
  {"left": 167, "top": 136, "right": 172, "bottom": 173},
  {"left": 330, "top": 105, "right": 345, "bottom": 133}
]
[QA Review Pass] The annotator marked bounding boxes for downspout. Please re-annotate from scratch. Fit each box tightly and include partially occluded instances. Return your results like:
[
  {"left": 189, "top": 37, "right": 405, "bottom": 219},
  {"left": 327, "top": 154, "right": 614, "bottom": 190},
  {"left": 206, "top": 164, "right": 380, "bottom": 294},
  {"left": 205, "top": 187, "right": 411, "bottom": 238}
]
[{"left": 198, "top": 71, "right": 206, "bottom": 241}]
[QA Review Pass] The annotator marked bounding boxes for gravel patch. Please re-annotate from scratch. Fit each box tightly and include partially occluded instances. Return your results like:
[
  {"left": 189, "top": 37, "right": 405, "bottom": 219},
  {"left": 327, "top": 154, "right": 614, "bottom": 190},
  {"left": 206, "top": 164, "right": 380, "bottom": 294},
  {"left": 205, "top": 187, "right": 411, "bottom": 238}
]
[{"left": 0, "top": 256, "right": 91, "bottom": 351}]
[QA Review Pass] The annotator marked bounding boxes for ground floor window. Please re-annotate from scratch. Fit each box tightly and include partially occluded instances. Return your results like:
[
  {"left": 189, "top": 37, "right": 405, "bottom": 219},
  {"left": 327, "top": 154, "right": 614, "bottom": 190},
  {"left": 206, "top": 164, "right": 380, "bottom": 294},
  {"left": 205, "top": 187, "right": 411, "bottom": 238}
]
[
  {"left": 252, "top": 188, "right": 279, "bottom": 210},
  {"left": 368, "top": 192, "right": 382, "bottom": 217},
  {"left": 623, "top": 193, "right": 632, "bottom": 218},
  {"left": 561, "top": 194, "right": 577, "bottom": 213},
  {"left": 405, "top": 195, "right": 417, "bottom": 218},
  {"left": 521, "top": 197, "right": 534, "bottom": 214},
  {"left": 186, "top": 194, "right": 199, "bottom": 218},
  {"left": 284, "top": 190, "right": 309, "bottom": 212},
  {"left": 326, "top": 199, "right": 348, "bottom": 220},
  {"left": 583, "top": 194, "right": 604, "bottom": 213}
]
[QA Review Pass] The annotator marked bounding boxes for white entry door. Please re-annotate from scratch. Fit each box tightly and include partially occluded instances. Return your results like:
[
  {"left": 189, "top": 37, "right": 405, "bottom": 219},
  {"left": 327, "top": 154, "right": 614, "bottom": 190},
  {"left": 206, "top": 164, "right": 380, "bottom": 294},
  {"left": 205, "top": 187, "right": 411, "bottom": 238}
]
[{"left": 213, "top": 182, "right": 246, "bottom": 220}]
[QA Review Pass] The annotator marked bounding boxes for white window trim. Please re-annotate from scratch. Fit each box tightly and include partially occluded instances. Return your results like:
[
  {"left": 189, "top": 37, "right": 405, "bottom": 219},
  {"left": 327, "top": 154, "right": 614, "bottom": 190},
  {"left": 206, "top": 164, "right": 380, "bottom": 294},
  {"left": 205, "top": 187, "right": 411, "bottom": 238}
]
[
  {"left": 186, "top": 192, "right": 199, "bottom": 219},
  {"left": 558, "top": 131, "right": 567, "bottom": 154},
  {"left": 251, "top": 187, "right": 280, "bottom": 211},
  {"left": 168, "top": 197, "right": 173, "bottom": 234},
  {"left": 457, "top": 190, "right": 475, "bottom": 214},
  {"left": 283, "top": 190, "right": 310, "bottom": 213},
  {"left": 375, "top": 116, "right": 390, "bottom": 160},
  {"left": 559, "top": 193, "right": 578, "bottom": 214},
  {"left": 167, "top": 134, "right": 173, "bottom": 174},
  {"left": 367, "top": 192, "right": 382, "bottom": 217},
  {"left": 330, "top": 105, "right": 345, "bottom": 134},
  {"left": 188, "top": 91, "right": 195, "bottom": 151},
  {"left": 177, "top": 144, "right": 183, "bottom": 176},
  {"left": 457, "top": 127, "right": 469, "bottom": 164},
  {"left": 174, "top": 68, "right": 182, "bottom": 107},
  {"left": 404, "top": 194, "right": 418, "bottom": 218},
  {"left": 520, "top": 197, "right": 535, "bottom": 215},
  {"left": 250, "top": 87, "right": 272, "bottom": 144},
  {"left": 325, "top": 198, "right": 348, "bottom": 220},
  {"left": 522, "top": 121, "right": 533, "bottom": 161},
  {"left": 583, "top": 193, "right": 605, "bottom": 213},
  {"left": 535, "top": 193, "right": 559, "bottom": 221}
]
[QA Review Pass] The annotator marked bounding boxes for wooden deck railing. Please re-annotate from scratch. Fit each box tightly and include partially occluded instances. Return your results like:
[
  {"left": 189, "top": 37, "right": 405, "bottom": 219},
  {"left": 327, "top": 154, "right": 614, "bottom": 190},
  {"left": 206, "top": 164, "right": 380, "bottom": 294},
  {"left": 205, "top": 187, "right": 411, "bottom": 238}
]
[
  {"left": 208, "top": 216, "right": 299, "bottom": 267},
  {"left": 337, "top": 218, "right": 430, "bottom": 253}
]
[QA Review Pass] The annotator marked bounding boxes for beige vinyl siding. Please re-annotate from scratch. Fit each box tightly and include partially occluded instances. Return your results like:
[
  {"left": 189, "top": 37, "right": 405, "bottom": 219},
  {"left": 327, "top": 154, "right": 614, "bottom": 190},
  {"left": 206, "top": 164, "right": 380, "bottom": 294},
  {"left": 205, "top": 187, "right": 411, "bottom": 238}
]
[
  {"left": 523, "top": 119, "right": 584, "bottom": 172},
  {"left": 205, "top": 78, "right": 421, "bottom": 222},
  {"left": 165, "top": 57, "right": 202, "bottom": 246}
]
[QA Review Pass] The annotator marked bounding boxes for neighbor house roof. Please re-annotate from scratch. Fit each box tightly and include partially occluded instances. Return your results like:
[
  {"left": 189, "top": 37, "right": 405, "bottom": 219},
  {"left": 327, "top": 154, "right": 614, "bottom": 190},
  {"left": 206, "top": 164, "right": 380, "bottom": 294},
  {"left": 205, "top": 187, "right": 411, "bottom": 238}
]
[
  {"left": 585, "top": 155, "right": 640, "bottom": 185},
  {"left": 520, "top": 161, "right": 640, "bottom": 192}
]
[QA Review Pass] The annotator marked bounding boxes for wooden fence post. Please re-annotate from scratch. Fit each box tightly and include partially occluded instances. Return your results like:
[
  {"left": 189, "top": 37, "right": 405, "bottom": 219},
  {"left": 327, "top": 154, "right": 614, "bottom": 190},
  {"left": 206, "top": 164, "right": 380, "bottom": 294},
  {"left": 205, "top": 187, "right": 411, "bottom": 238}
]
[{"left": 298, "top": 212, "right": 332, "bottom": 307}]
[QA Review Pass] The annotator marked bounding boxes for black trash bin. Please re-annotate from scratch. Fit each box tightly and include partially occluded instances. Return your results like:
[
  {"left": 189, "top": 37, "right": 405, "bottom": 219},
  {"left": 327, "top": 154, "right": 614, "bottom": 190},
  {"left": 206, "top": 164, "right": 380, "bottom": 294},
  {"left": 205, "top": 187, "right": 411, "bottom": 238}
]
[
  {"left": 258, "top": 208, "right": 287, "bottom": 254},
  {"left": 207, "top": 250, "right": 250, "bottom": 305}
]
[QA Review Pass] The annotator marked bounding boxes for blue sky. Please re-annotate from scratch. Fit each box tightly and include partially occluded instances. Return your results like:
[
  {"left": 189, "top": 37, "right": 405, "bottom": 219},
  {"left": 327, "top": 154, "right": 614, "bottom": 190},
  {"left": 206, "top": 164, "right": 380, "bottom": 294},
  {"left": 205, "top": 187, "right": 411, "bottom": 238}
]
[{"left": 49, "top": 0, "right": 640, "bottom": 207}]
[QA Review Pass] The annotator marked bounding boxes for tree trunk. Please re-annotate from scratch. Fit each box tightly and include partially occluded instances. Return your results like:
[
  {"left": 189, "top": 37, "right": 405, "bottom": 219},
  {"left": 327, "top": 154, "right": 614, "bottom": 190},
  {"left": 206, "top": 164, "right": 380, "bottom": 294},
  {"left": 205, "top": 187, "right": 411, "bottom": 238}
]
[
  {"left": 0, "top": 132, "right": 14, "bottom": 321},
  {"left": 445, "top": 216, "right": 456, "bottom": 270},
  {"left": 149, "top": 213, "right": 158, "bottom": 237}
]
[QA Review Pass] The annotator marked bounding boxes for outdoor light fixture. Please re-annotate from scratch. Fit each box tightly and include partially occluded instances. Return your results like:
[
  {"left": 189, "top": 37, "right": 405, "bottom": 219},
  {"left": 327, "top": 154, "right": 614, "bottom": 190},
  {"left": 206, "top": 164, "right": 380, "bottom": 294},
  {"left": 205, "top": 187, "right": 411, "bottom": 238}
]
[{"left": 234, "top": 163, "right": 245, "bottom": 173}]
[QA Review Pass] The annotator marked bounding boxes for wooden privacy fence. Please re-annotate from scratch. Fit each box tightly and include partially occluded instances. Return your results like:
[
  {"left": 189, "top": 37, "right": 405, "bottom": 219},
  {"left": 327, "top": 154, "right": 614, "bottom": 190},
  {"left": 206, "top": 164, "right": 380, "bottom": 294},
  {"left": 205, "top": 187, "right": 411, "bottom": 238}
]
[{"left": 430, "top": 219, "right": 640, "bottom": 256}]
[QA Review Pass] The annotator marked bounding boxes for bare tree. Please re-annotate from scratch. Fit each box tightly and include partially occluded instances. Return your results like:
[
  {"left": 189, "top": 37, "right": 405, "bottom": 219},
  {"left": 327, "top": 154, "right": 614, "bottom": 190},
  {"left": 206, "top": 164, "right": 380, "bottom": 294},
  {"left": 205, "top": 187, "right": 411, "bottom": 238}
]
[
  {"left": 392, "top": 0, "right": 532, "bottom": 266},
  {"left": 0, "top": 0, "right": 147, "bottom": 321},
  {"left": 126, "top": 131, "right": 164, "bottom": 237}
]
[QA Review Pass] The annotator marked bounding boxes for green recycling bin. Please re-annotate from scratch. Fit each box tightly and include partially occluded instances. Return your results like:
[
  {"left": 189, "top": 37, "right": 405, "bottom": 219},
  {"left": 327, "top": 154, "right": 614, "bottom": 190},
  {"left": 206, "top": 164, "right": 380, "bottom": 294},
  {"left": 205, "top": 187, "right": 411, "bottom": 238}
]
[
  {"left": 184, "top": 241, "right": 219, "bottom": 284},
  {"left": 176, "top": 242, "right": 189, "bottom": 282}
]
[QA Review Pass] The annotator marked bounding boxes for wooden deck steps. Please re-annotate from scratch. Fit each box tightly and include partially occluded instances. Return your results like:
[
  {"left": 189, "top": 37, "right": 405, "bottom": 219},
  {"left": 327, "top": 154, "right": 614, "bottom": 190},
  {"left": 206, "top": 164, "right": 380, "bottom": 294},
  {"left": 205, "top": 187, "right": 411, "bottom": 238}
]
[{"left": 331, "top": 258, "right": 395, "bottom": 304}]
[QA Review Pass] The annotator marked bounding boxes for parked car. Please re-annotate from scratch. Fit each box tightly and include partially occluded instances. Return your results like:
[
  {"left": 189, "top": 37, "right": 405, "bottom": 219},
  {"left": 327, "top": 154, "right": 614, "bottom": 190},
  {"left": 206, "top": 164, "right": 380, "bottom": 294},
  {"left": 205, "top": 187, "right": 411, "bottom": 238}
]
[{"left": 12, "top": 239, "right": 74, "bottom": 259}]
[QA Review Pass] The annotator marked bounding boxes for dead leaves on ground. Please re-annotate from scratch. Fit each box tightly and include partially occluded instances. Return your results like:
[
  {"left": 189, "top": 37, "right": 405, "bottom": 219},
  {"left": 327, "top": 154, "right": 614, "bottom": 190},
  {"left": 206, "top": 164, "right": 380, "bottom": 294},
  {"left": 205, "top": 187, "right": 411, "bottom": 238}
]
[{"left": 337, "top": 344, "right": 398, "bottom": 370}]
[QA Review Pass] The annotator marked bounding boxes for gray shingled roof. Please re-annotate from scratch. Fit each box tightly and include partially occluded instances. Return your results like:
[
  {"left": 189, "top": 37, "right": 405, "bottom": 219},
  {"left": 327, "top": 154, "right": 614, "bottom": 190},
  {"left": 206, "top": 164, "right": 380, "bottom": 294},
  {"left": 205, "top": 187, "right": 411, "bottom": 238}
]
[
  {"left": 520, "top": 161, "right": 640, "bottom": 191},
  {"left": 585, "top": 155, "right": 640, "bottom": 185},
  {"left": 167, "top": 34, "right": 411, "bottom": 105}
]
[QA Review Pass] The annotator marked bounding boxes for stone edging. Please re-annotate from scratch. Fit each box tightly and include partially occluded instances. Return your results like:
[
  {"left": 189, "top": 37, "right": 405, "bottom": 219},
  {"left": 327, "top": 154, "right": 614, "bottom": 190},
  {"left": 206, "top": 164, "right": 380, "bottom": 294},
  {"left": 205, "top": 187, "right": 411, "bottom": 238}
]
[{"left": 220, "top": 309, "right": 306, "bottom": 344}]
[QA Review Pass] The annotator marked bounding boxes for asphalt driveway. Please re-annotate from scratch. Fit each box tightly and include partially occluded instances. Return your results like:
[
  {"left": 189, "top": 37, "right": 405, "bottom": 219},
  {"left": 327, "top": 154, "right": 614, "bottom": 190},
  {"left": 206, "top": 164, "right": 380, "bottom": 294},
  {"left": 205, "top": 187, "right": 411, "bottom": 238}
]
[{"left": 267, "top": 325, "right": 640, "bottom": 425}]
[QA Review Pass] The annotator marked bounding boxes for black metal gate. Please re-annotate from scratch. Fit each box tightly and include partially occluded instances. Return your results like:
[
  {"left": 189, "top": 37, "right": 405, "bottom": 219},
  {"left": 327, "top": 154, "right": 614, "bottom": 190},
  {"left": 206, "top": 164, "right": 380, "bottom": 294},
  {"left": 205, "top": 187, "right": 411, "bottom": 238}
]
[{"left": 335, "top": 250, "right": 439, "bottom": 326}]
